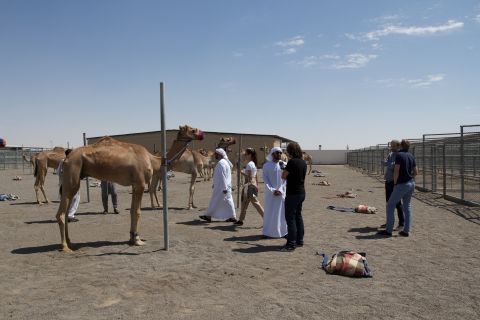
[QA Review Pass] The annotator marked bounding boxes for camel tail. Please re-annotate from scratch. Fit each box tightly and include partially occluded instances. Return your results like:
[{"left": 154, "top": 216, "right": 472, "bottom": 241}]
[{"left": 33, "top": 159, "right": 39, "bottom": 177}]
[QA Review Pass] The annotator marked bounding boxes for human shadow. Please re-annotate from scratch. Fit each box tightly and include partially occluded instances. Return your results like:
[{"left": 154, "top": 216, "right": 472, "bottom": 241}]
[
  {"left": 355, "top": 234, "right": 397, "bottom": 240},
  {"left": 224, "top": 235, "right": 265, "bottom": 242},
  {"left": 176, "top": 220, "right": 207, "bottom": 226},
  {"left": 348, "top": 226, "right": 379, "bottom": 234},
  {"left": 11, "top": 240, "right": 130, "bottom": 254},
  {"left": 24, "top": 219, "right": 57, "bottom": 224},
  {"left": 232, "top": 244, "right": 283, "bottom": 254},
  {"left": 206, "top": 225, "right": 238, "bottom": 232}
]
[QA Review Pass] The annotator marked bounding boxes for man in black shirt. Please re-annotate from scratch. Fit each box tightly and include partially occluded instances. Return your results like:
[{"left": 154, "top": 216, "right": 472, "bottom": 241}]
[{"left": 281, "top": 142, "right": 307, "bottom": 251}]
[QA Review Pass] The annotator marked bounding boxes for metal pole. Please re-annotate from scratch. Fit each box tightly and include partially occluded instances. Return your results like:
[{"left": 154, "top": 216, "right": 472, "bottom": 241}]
[
  {"left": 422, "top": 135, "right": 426, "bottom": 189},
  {"left": 460, "top": 126, "right": 465, "bottom": 200},
  {"left": 443, "top": 143, "right": 446, "bottom": 199},
  {"left": 160, "top": 82, "right": 169, "bottom": 250},
  {"left": 236, "top": 135, "right": 242, "bottom": 208},
  {"left": 83, "top": 133, "right": 90, "bottom": 203}
]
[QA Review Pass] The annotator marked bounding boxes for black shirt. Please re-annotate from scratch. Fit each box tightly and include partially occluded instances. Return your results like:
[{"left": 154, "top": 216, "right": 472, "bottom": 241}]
[
  {"left": 285, "top": 158, "right": 307, "bottom": 195},
  {"left": 395, "top": 150, "right": 416, "bottom": 184}
]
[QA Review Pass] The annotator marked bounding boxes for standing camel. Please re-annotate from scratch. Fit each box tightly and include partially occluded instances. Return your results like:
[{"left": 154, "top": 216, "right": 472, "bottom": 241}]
[
  {"left": 24, "top": 147, "right": 66, "bottom": 204},
  {"left": 302, "top": 152, "right": 313, "bottom": 175},
  {"left": 56, "top": 125, "right": 204, "bottom": 252},
  {"left": 149, "top": 137, "right": 209, "bottom": 209}
]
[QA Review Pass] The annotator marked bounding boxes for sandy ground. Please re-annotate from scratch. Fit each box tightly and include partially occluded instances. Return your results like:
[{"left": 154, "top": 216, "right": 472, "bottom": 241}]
[{"left": 1, "top": 165, "right": 479, "bottom": 320}]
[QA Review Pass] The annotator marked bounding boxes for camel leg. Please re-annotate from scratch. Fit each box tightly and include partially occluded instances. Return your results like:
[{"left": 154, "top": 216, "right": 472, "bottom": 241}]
[
  {"left": 187, "top": 171, "right": 197, "bottom": 209},
  {"left": 149, "top": 174, "right": 161, "bottom": 209},
  {"left": 39, "top": 183, "right": 50, "bottom": 204},
  {"left": 56, "top": 195, "right": 72, "bottom": 252},
  {"left": 130, "top": 185, "right": 146, "bottom": 246}
]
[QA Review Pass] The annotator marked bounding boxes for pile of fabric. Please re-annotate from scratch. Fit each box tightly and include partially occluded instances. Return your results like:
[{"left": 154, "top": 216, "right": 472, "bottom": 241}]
[{"left": 0, "top": 193, "right": 19, "bottom": 201}]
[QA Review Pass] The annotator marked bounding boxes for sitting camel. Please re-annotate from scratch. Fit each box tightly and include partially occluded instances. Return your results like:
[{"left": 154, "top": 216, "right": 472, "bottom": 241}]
[
  {"left": 24, "top": 147, "right": 66, "bottom": 204},
  {"left": 56, "top": 125, "right": 204, "bottom": 252}
]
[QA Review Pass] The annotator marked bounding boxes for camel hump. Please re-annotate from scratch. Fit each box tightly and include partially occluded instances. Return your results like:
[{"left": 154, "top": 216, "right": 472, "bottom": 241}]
[{"left": 94, "top": 136, "right": 117, "bottom": 146}]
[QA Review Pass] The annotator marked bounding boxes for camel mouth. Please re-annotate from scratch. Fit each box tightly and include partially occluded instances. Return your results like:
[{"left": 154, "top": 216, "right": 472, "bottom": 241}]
[{"left": 195, "top": 130, "right": 205, "bottom": 140}]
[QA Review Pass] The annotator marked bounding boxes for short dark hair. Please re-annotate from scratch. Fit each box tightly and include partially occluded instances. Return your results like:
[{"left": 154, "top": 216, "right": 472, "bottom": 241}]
[
  {"left": 286, "top": 142, "right": 303, "bottom": 159},
  {"left": 401, "top": 139, "right": 410, "bottom": 150}
]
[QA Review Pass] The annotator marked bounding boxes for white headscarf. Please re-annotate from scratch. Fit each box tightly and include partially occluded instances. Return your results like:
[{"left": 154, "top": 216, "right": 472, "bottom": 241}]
[
  {"left": 216, "top": 148, "right": 233, "bottom": 168},
  {"left": 267, "top": 147, "right": 283, "bottom": 162}
]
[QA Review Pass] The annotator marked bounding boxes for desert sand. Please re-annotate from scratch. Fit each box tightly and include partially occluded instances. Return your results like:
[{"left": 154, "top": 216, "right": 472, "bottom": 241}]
[{"left": 1, "top": 165, "right": 479, "bottom": 319}]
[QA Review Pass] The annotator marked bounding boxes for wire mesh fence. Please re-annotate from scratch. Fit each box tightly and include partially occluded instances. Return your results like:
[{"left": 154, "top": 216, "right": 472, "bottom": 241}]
[
  {"left": 346, "top": 125, "right": 480, "bottom": 206},
  {"left": 0, "top": 147, "right": 50, "bottom": 173}
]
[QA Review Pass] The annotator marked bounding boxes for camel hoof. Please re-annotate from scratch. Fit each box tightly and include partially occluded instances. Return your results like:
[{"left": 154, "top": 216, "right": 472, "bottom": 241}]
[
  {"left": 134, "top": 239, "right": 146, "bottom": 246},
  {"left": 62, "top": 245, "right": 73, "bottom": 253}
]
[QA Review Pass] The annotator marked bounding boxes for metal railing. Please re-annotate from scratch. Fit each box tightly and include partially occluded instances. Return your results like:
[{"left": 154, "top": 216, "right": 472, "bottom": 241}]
[
  {"left": 347, "top": 125, "right": 480, "bottom": 206},
  {"left": 0, "top": 147, "right": 50, "bottom": 172}
]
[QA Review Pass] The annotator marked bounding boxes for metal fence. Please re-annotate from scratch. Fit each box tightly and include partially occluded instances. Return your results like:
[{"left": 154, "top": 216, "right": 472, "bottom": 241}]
[
  {"left": 346, "top": 125, "right": 480, "bottom": 206},
  {"left": 0, "top": 147, "right": 50, "bottom": 172}
]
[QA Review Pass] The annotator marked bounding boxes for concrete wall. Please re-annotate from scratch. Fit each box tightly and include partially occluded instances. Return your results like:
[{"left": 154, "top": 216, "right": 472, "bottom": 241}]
[{"left": 304, "top": 150, "right": 347, "bottom": 165}]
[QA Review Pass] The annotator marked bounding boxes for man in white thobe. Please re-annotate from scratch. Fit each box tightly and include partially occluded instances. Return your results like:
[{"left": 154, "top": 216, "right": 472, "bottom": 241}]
[
  {"left": 57, "top": 149, "right": 80, "bottom": 223},
  {"left": 199, "top": 148, "right": 237, "bottom": 222},
  {"left": 262, "top": 147, "right": 287, "bottom": 238}
]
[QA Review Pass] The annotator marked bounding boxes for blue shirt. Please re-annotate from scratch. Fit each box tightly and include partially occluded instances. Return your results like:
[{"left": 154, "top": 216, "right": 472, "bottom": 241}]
[{"left": 395, "top": 150, "right": 416, "bottom": 184}]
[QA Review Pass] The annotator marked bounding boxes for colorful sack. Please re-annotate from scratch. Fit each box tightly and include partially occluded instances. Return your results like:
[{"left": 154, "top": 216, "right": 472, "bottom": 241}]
[{"left": 319, "top": 251, "right": 372, "bottom": 277}]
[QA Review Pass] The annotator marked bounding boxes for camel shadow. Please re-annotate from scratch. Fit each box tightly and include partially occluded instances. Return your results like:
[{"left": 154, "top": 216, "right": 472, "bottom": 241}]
[
  {"left": 9, "top": 201, "right": 40, "bottom": 205},
  {"left": 232, "top": 244, "right": 283, "bottom": 254},
  {"left": 11, "top": 240, "right": 130, "bottom": 254},
  {"left": 348, "top": 226, "right": 379, "bottom": 234},
  {"left": 224, "top": 235, "right": 264, "bottom": 242},
  {"left": 25, "top": 219, "right": 57, "bottom": 224},
  {"left": 355, "top": 234, "right": 397, "bottom": 240}
]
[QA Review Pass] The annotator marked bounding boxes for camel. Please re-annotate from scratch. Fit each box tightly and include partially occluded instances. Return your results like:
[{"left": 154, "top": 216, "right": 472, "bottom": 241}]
[
  {"left": 197, "top": 148, "right": 215, "bottom": 180},
  {"left": 56, "top": 125, "right": 203, "bottom": 252},
  {"left": 302, "top": 152, "right": 313, "bottom": 175},
  {"left": 23, "top": 147, "right": 66, "bottom": 204}
]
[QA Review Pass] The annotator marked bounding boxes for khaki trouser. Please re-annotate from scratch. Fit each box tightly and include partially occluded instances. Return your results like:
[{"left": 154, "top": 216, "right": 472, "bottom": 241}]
[{"left": 238, "top": 184, "right": 264, "bottom": 222}]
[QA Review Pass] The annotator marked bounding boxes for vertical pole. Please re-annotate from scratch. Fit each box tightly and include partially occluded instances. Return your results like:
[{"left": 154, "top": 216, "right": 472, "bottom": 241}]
[
  {"left": 83, "top": 133, "right": 90, "bottom": 202},
  {"left": 460, "top": 126, "right": 465, "bottom": 200},
  {"left": 236, "top": 135, "right": 242, "bottom": 208},
  {"left": 160, "top": 82, "right": 169, "bottom": 250},
  {"left": 443, "top": 143, "right": 446, "bottom": 199},
  {"left": 422, "top": 135, "right": 426, "bottom": 189}
]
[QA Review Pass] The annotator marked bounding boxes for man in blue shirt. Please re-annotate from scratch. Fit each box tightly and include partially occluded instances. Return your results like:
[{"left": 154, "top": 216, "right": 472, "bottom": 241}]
[
  {"left": 378, "top": 139, "right": 418, "bottom": 237},
  {"left": 381, "top": 140, "right": 404, "bottom": 228}
]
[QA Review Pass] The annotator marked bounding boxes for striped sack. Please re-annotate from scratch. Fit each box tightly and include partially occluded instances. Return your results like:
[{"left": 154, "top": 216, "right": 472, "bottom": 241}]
[{"left": 319, "top": 251, "right": 372, "bottom": 278}]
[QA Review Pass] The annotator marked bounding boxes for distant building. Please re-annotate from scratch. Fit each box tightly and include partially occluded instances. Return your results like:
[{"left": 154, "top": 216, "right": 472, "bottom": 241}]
[{"left": 87, "top": 130, "right": 295, "bottom": 164}]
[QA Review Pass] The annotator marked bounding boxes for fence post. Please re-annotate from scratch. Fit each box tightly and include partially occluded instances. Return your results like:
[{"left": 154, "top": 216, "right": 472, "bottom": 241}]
[
  {"left": 443, "top": 143, "right": 446, "bottom": 199},
  {"left": 460, "top": 126, "right": 465, "bottom": 200},
  {"left": 422, "top": 135, "right": 426, "bottom": 190}
]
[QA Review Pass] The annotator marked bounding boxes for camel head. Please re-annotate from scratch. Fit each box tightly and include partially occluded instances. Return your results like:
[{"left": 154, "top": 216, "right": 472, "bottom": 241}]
[
  {"left": 178, "top": 125, "right": 204, "bottom": 141},
  {"left": 217, "top": 137, "right": 236, "bottom": 150}
]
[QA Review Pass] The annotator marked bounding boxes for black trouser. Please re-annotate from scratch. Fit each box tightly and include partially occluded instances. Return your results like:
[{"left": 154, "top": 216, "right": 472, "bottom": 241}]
[
  {"left": 284, "top": 193, "right": 305, "bottom": 247},
  {"left": 385, "top": 181, "right": 404, "bottom": 225},
  {"left": 101, "top": 181, "right": 118, "bottom": 211}
]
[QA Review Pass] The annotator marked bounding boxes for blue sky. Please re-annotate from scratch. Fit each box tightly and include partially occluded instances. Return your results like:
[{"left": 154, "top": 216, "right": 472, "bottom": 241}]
[{"left": 1, "top": 0, "right": 479, "bottom": 149}]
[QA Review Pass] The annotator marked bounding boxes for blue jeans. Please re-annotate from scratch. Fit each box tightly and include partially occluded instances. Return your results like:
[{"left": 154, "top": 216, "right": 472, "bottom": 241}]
[
  {"left": 284, "top": 193, "right": 305, "bottom": 247},
  {"left": 386, "top": 180, "right": 415, "bottom": 233}
]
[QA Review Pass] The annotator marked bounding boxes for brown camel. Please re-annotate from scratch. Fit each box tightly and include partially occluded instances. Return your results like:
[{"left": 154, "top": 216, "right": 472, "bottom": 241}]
[
  {"left": 56, "top": 125, "right": 204, "bottom": 252},
  {"left": 302, "top": 152, "right": 313, "bottom": 175},
  {"left": 23, "top": 147, "right": 66, "bottom": 204},
  {"left": 197, "top": 148, "right": 215, "bottom": 180}
]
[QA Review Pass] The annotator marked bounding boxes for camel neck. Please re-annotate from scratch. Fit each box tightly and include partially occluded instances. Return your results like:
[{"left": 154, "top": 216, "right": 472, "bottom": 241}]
[{"left": 166, "top": 139, "right": 191, "bottom": 162}]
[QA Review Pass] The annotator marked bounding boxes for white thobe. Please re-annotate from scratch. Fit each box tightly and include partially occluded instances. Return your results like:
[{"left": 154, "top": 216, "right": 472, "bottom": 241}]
[
  {"left": 57, "top": 160, "right": 80, "bottom": 218},
  {"left": 262, "top": 160, "right": 287, "bottom": 237},
  {"left": 205, "top": 158, "right": 236, "bottom": 220}
]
